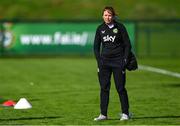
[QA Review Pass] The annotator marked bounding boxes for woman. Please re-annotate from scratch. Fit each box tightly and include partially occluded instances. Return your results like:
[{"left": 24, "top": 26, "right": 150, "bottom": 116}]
[{"left": 94, "top": 6, "right": 132, "bottom": 121}]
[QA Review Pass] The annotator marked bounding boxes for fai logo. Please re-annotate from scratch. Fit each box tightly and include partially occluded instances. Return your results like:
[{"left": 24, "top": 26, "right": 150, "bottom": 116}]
[
  {"left": 2, "top": 22, "right": 15, "bottom": 48},
  {"left": 3, "top": 31, "right": 14, "bottom": 48},
  {"left": 103, "top": 35, "right": 116, "bottom": 42},
  {"left": 113, "top": 28, "right": 118, "bottom": 33}
]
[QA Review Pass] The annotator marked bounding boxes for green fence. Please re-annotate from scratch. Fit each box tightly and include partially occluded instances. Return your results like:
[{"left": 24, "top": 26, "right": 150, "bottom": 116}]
[
  {"left": 136, "top": 20, "right": 180, "bottom": 58},
  {"left": 0, "top": 21, "right": 135, "bottom": 56}
]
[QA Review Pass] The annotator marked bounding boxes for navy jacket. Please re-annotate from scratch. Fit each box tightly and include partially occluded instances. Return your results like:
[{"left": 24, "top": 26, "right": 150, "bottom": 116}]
[
  {"left": 94, "top": 21, "right": 138, "bottom": 70},
  {"left": 94, "top": 21, "right": 131, "bottom": 60}
]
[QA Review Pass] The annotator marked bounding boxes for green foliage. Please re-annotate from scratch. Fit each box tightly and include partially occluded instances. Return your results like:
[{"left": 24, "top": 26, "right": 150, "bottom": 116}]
[
  {"left": 0, "top": 57, "right": 180, "bottom": 125},
  {"left": 0, "top": 0, "right": 179, "bottom": 20}
]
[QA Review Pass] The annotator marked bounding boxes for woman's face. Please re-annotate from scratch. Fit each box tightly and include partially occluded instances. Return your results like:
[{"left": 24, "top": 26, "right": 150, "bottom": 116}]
[{"left": 103, "top": 10, "right": 113, "bottom": 24}]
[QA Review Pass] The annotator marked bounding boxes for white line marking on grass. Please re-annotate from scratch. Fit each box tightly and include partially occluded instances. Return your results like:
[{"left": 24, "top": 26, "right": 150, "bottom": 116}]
[{"left": 139, "top": 65, "right": 180, "bottom": 78}]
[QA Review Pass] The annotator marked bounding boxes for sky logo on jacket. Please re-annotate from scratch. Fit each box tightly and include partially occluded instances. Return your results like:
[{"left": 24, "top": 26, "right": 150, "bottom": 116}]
[{"left": 103, "top": 35, "right": 116, "bottom": 42}]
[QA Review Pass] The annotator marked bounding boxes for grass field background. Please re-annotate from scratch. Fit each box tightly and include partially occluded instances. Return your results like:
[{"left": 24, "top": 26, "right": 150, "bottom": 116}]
[{"left": 0, "top": 57, "right": 180, "bottom": 125}]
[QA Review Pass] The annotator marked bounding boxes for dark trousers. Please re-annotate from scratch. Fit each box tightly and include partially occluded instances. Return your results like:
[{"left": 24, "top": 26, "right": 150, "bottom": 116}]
[{"left": 98, "top": 59, "right": 129, "bottom": 116}]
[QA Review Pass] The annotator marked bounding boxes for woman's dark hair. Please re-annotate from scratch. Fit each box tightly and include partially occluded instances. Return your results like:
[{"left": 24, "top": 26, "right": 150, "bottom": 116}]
[{"left": 102, "top": 6, "right": 116, "bottom": 16}]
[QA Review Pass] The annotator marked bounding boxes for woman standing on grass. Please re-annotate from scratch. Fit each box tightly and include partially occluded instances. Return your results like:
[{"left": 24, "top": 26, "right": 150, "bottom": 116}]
[{"left": 93, "top": 6, "right": 132, "bottom": 121}]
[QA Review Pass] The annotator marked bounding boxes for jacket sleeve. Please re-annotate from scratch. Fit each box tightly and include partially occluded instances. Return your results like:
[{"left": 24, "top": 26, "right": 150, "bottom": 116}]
[
  {"left": 121, "top": 24, "right": 132, "bottom": 60},
  {"left": 94, "top": 27, "right": 101, "bottom": 62}
]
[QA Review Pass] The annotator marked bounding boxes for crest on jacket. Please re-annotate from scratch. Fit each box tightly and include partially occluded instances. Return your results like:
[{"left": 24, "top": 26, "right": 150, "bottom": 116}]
[{"left": 113, "top": 28, "right": 118, "bottom": 33}]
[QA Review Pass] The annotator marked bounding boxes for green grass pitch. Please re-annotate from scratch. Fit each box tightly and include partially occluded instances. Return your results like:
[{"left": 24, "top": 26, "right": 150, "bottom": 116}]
[{"left": 0, "top": 57, "right": 180, "bottom": 125}]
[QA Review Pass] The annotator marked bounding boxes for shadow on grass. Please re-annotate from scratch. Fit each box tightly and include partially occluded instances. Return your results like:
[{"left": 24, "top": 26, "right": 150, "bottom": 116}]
[
  {"left": 108, "top": 115, "right": 180, "bottom": 120},
  {"left": 133, "top": 115, "right": 180, "bottom": 119},
  {"left": 164, "top": 83, "right": 180, "bottom": 88},
  {"left": 0, "top": 116, "right": 61, "bottom": 121}
]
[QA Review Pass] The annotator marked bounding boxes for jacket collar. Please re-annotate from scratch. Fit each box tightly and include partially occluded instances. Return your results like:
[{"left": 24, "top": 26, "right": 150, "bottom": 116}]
[{"left": 103, "top": 21, "right": 118, "bottom": 28}]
